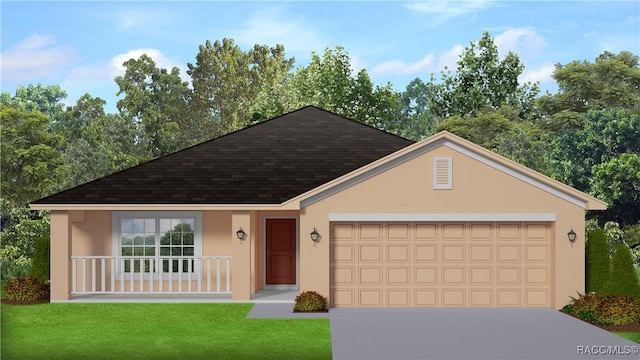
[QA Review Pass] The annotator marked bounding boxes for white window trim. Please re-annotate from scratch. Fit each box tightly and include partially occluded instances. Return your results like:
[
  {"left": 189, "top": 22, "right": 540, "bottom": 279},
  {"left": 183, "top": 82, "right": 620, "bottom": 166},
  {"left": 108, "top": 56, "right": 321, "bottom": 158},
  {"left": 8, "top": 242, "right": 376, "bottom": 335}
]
[
  {"left": 433, "top": 157, "right": 452, "bottom": 189},
  {"left": 111, "top": 211, "right": 203, "bottom": 279}
]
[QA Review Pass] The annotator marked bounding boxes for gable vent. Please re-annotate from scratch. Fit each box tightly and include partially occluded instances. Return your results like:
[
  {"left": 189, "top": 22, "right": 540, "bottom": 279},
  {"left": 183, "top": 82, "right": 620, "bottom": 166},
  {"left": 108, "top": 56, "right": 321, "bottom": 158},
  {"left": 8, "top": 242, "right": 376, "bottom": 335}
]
[{"left": 433, "top": 157, "right": 452, "bottom": 189}]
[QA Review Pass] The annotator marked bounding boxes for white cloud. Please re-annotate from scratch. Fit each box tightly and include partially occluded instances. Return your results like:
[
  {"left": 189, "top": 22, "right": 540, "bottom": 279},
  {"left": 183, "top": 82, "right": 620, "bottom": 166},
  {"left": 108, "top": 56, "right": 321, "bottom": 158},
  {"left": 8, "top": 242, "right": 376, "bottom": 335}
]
[
  {"left": 0, "top": 34, "right": 74, "bottom": 82},
  {"left": 232, "top": 11, "right": 325, "bottom": 54},
  {"left": 372, "top": 54, "right": 435, "bottom": 76},
  {"left": 109, "top": 48, "right": 184, "bottom": 78},
  {"left": 494, "top": 27, "right": 548, "bottom": 59},
  {"left": 519, "top": 63, "right": 555, "bottom": 85},
  {"left": 405, "top": 0, "right": 493, "bottom": 21}
]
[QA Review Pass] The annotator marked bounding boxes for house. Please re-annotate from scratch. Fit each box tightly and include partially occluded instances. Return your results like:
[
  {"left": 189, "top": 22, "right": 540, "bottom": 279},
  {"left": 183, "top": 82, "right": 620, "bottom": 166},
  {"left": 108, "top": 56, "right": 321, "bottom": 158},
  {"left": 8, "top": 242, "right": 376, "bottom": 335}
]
[{"left": 31, "top": 106, "right": 607, "bottom": 308}]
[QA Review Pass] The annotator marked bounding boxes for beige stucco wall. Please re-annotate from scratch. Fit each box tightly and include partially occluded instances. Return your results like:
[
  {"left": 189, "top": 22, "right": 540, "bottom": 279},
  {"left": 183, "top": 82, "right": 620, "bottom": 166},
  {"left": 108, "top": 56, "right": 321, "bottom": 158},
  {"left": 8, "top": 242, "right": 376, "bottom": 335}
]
[{"left": 299, "top": 145, "right": 586, "bottom": 309}]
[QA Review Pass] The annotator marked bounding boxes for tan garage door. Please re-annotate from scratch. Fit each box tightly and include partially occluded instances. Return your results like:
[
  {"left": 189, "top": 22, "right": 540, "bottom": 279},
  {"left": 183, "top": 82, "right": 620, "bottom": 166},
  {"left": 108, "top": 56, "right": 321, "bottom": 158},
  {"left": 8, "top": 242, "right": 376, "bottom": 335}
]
[{"left": 330, "top": 222, "right": 552, "bottom": 307}]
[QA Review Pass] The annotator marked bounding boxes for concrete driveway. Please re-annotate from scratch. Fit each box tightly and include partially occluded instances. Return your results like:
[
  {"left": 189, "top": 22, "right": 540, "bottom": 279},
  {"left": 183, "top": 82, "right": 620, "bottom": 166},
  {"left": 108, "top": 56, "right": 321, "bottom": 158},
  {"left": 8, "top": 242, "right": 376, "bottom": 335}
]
[
  {"left": 247, "top": 304, "right": 638, "bottom": 359},
  {"left": 329, "top": 308, "right": 638, "bottom": 360}
]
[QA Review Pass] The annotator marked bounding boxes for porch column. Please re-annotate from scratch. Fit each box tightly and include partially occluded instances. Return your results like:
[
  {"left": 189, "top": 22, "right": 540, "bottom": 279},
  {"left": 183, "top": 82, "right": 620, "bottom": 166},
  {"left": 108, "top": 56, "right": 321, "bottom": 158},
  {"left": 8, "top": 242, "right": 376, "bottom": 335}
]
[
  {"left": 231, "top": 211, "right": 251, "bottom": 300},
  {"left": 50, "top": 211, "right": 71, "bottom": 301}
]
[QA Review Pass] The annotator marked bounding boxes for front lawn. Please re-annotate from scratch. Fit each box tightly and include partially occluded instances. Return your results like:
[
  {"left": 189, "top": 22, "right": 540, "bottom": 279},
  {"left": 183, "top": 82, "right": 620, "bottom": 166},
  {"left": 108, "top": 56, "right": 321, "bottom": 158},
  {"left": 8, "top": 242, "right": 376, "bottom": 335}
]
[
  {"left": 615, "top": 332, "right": 640, "bottom": 344},
  {"left": 1, "top": 303, "right": 331, "bottom": 359}
]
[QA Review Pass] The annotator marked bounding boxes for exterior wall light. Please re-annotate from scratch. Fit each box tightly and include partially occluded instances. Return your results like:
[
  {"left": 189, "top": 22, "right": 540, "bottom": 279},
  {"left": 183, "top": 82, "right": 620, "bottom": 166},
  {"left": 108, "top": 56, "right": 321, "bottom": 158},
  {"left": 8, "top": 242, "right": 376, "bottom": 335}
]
[
  {"left": 567, "top": 228, "right": 577, "bottom": 243},
  {"left": 310, "top": 228, "right": 320, "bottom": 242},
  {"left": 236, "top": 228, "right": 246, "bottom": 241}
]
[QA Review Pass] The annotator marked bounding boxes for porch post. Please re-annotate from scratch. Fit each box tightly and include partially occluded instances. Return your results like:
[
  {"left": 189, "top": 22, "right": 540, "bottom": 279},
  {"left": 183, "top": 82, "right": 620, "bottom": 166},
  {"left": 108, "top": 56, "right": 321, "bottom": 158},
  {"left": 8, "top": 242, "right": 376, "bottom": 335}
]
[
  {"left": 50, "top": 211, "right": 72, "bottom": 301},
  {"left": 231, "top": 211, "right": 251, "bottom": 300}
]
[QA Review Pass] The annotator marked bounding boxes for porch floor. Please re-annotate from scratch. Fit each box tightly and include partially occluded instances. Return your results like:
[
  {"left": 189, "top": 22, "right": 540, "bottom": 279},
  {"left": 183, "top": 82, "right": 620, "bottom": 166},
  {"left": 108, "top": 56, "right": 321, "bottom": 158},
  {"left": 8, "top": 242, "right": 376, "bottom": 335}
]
[{"left": 62, "top": 288, "right": 298, "bottom": 303}]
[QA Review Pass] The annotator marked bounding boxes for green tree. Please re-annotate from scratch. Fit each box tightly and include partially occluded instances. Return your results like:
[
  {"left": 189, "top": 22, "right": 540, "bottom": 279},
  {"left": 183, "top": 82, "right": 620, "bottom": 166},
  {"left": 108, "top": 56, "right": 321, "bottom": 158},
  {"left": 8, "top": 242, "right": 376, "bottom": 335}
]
[
  {"left": 115, "top": 54, "right": 191, "bottom": 158},
  {"left": 28, "top": 236, "right": 50, "bottom": 282},
  {"left": 56, "top": 94, "right": 141, "bottom": 190},
  {"left": 538, "top": 51, "right": 640, "bottom": 120},
  {"left": 188, "top": 38, "right": 294, "bottom": 135},
  {"left": 428, "top": 31, "right": 539, "bottom": 120},
  {"left": 585, "top": 228, "right": 611, "bottom": 293},
  {"left": 399, "top": 78, "right": 437, "bottom": 140},
  {"left": 0, "top": 106, "right": 65, "bottom": 206},
  {"left": 0, "top": 84, "right": 67, "bottom": 124},
  {"left": 436, "top": 107, "right": 514, "bottom": 150},
  {"left": 590, "top": 153, "right": 640, "bottom": 226},
  {"left": 250, "top": 46, "right": 406, "bottom": 136},
  {"left": 603, "top": 245, "right": 640, "bottom": 297}
]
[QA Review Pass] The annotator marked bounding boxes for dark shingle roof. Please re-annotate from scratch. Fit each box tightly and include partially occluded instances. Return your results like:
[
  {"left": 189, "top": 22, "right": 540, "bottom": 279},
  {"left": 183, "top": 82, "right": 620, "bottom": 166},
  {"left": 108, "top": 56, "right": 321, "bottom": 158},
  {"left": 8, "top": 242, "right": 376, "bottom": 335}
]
[{"left": 33, "top": 106, "right": 415, "bottom": 205}]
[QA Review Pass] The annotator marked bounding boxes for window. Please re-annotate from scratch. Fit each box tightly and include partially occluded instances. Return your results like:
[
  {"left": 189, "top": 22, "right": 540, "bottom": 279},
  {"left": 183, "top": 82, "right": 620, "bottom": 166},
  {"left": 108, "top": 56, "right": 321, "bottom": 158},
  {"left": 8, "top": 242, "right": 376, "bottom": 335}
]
[
  {"left": 433, "top": 157, "right": 452, "bottom": 189},
  {"left": 112, "top": 212, "right": 202, "bottom": 276}
]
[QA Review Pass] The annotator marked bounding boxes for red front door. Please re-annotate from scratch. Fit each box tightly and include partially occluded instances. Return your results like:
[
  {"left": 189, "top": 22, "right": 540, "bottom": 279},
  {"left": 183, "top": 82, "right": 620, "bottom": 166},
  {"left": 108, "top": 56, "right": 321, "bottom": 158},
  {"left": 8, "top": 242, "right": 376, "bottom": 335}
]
[{"left": 266, "top": 219, "right": 296, "bottom": 284}]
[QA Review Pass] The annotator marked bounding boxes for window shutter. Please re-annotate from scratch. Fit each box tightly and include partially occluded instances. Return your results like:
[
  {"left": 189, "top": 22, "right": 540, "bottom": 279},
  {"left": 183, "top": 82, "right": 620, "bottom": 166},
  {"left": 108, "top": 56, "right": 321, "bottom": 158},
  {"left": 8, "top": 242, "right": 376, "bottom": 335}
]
[{"left": 433, "top": 157, "right": 452, "bottom": 189}]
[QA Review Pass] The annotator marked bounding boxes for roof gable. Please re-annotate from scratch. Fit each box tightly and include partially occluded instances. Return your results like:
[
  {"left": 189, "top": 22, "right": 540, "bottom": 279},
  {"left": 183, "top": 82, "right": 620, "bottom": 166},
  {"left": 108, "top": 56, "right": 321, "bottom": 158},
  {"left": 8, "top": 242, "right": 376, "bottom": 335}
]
[
  {"left": 32, "top": 106, "right": 414, "bottom": 206},
  {"left": 291, "top": 131, "right": 607, "bottom": 210}
]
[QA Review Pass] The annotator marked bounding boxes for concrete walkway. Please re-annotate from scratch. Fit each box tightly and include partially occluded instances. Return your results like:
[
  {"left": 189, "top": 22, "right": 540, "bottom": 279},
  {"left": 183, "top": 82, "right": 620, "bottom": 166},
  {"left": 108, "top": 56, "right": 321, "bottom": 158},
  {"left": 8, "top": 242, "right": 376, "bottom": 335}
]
[{"left": 247, "top": 305, "right": 638, "bottom": 360}]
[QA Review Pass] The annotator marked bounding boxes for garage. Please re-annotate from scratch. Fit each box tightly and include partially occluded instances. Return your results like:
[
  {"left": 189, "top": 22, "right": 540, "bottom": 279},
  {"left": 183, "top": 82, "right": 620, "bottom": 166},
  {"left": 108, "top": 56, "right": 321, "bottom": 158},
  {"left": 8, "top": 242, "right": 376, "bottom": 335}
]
[{"left": 330, "top": 221, "right": 553, "bottom": 307}]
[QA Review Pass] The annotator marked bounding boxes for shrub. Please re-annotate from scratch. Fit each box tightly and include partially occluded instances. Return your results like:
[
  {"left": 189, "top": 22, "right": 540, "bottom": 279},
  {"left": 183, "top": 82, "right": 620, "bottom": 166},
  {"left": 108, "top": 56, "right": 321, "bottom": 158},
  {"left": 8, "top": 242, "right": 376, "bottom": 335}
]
[
  {"left": 603, "top": 245, "right": 640, "bottom": 297},
  {"left": 4, "top": 277, "right": 50, "bottom": 301},
  {"left": 562, "top": 293, "right": 640, "bottom": 326},
  {"left": 294, "top": 291, "right": 328, "bottom": 312},
  {"left": 28, "top": 236, "right": 50, "bottom": 282},
  {"left": 598, "top": 295, "right": 640, "bottom": 326},
  {"left": 586, "top": 228, "right": 610, "bottom": 293}
]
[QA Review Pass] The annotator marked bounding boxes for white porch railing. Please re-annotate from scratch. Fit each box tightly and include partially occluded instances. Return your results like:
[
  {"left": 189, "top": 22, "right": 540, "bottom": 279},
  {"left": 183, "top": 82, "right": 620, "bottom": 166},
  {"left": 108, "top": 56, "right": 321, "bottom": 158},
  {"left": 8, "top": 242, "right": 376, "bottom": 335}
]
[{"left": 70, "top": 256, "right": 231, "bottom": 295}]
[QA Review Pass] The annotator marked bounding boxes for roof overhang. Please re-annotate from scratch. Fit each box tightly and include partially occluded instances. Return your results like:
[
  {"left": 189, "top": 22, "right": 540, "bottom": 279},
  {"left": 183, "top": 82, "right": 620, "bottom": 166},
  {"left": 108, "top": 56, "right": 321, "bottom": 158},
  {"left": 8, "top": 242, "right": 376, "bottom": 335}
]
[{"left": 29, "top": 203, "right": 299, "bottom": 211}]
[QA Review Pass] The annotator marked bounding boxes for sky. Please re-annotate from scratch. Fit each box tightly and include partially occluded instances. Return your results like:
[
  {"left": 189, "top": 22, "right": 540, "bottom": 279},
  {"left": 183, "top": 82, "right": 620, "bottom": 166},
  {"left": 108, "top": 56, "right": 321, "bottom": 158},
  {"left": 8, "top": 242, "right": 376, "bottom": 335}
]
[{"left": 2, "top": 0, "right": 639, "bottom": 113}]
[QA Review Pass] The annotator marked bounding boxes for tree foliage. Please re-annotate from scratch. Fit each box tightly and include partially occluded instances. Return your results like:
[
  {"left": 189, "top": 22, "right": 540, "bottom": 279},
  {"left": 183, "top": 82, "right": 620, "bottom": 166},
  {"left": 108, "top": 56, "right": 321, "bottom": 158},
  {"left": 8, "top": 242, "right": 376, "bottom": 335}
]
[
  {"left": 0, "top": 106, "right": 65, "bottom": 206},
  {"left": 428, "top": 31, "right": 539, "bottom": 119},
  {"left": 0, "top": 84, "right": 67, "bottom": 123},
  {"left": 603, "top": 245, "right": 640, "bottom": 298},
  {"left": 188, "top": 38, "right": 294, "bottom": 135},
  {"left": 586, "top": 228, "right": 611, "bottom": 294},
  {"left": 115, "top": 54, "right": 191, "bottom": 158}
]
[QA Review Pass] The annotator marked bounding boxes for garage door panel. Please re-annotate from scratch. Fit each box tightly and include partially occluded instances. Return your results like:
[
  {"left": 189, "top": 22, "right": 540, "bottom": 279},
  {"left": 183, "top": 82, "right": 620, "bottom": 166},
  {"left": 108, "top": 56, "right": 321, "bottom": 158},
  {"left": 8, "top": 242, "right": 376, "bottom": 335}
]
[
  {"left": 442, "top": 223, "right": 465, "bottom": 240},
  {"left": 470, "top": 223, "right": 492, "bottom": 240},
  {"left": 470, "top": 244, "right": 492, "bottom": 262},
  {"left": 415, "top": 267, "right": 437, "bottom": 284},
  {"left": 331, "top": 244, "right": 355, "bottom": 262},
  {"left": 497, "top": 289, "right": 521, "bottom": 306},
  {"left": 359, "top": 267, "right": 383, "bottom": 285},
  {"left": 331, "top": 266, "right": 355, "bottom": 285},
  {"left": 497, "top": 223, "right": 520, "bottom": 240},
  {"left": 387, "top": 267, "right": 411, "bottom": 285},
  {"left": 525, "top": 267, "right": 549, "bottom": 285},
  {"left": 387, "top": 244, "right": 410, "bottom": 262},
  {"left": 359, "top": 244, "right": 383, "bottom": 262},
  {"left": 497, "top": 267, "right": 520, "bottom": 284},
  {"left": 359, "top": 223, "right": 383, "bottom": 240},
  {"left": 525, "top": 289, "right": 549, "bottom": 306},
  {"left": 442, "top": 244, "right": 465, "bottom": 261},
  {"left": 388, "top": 223, "right": 410, "bottom": 240},
  {"left": 442, "top": 289, "right": 465, "bottom": 306},
  {"left": 332, "top": 289, "right": 354, "bottom": 306},
  {"left": 415, "top": 289, "right": 437, "bottom": 306},
  {"left": 332, "top": 223, "right": 355, "bottom": 240},
  {"left": 469, "top": 289, "right": 493, "bottom": 306},
  {"left": 442, "top": 267, "right": 465, "bottom": 284},
  {"left": 415, "top": 224, "right": 437, "bottom": 240},
  {"left": 469, "top": 267, "right": 492, "bottom": 285},
  {"left": 359, "top": 289, "right": 383, "bottom": 306},
  {"left": 388, "top": 289, "right": 411, "bottom": 307},
  {"left": 415, "top": 244, "right": 437, "bottom": 262},
  {"left": 525, "top": 244, "right": 549, "bottom": 262},
  {"left": 497, "top": 244, "right": 521, "bottom": 262},
  {"left": 330, "top": 222, "right": 551, "bottom": 308}
]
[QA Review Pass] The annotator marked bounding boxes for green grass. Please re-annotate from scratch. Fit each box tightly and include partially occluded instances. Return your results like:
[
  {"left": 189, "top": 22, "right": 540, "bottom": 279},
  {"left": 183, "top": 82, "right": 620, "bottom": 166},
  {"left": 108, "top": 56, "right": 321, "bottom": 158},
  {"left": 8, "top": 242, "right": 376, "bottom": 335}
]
[
  {"left": 1, "top": 303, "right": 331, "bottom": 360},
  {"left": 615, "top": 332, "right": 640, "bottom": 344}
]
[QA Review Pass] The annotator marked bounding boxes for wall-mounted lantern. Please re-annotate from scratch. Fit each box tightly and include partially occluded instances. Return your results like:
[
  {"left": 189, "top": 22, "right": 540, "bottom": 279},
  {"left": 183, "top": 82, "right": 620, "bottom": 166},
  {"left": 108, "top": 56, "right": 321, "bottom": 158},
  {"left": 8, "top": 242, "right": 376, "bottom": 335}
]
[
  {"left": 310, "top": 228, "right": 320, "bottom": 242},
  {"left": 236, "top": 228, "right": 246, "bottom": 241},
  {"left": 567, "top": 228, "right": 577, "bottom": 243}
]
